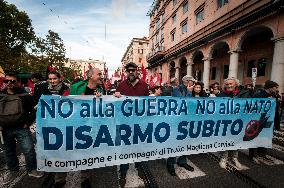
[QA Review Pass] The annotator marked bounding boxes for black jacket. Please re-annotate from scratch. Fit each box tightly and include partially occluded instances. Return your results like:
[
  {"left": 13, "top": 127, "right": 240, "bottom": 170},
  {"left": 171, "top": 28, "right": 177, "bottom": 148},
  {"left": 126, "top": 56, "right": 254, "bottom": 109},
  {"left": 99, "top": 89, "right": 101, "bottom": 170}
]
[
  {"left": 0, "top": 87, "right": 36, "bottom": 128},
  {"left": 253, "top": 89, "right": 281, "bottom": 130},
  {"left": 33, "top": 82, "right": 69, "bottom": 103}
]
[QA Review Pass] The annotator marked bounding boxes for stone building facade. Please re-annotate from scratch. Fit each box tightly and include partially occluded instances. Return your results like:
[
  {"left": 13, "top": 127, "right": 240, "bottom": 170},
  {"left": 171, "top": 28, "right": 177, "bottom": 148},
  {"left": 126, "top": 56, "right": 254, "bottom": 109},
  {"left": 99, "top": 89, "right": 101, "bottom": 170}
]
[
  {"left": 147, "top": 0, "right": 284, "bottom": 92},
  {"left": 121, "top": 37, "right": 149, "bottom": 69}
]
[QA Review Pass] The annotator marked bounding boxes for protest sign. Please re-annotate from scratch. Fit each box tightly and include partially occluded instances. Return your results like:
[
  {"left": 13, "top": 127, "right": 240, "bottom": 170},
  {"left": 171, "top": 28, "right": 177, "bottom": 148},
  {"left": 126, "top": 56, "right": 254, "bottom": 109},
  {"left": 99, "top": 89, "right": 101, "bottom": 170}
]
[{"left": 36, "top": 95, "right": 275, "bottom": 172}]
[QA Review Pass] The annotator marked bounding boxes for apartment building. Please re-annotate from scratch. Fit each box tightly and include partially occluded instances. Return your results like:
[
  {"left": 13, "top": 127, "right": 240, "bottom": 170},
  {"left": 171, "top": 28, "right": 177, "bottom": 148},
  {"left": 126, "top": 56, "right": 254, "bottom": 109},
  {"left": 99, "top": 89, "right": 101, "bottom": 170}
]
[
  {"left": 121, "top": 37, "right": 149, "bottom": 70},
  {"left": 147, "top": 0, "right": 284, "bottom": 92}
]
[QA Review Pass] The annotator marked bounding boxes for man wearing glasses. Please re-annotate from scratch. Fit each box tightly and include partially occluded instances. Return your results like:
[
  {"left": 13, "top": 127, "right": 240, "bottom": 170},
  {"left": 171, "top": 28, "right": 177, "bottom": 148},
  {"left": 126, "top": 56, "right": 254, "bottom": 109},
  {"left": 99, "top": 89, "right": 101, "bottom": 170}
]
[
  {"left": 114, "top": 62, "right": 149, "bottom": 97},
  {"left": 114, "top": 62, "right": 149, "bottom": 187},
  {"left": 0, "top": 73, "right": 43, "bottom": 185}
]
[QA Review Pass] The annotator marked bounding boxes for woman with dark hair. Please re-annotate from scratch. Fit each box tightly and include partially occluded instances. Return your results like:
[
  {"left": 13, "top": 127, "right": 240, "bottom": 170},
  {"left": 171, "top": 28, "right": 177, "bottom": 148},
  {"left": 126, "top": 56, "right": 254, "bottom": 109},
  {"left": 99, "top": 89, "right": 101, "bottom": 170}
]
[
  {"left": 33, "top": 71, "right": 69, "bottom": 103},
  {"left": 192, "top": 81, "right": 208, "bottom": 97},
  {"left": 33, "top": 71, "right": 70, "bottom": 187},
  {"left": 149, "top": 85, "right": 162, "bottom": 96},
  {"left": 209, "top": 82, "right": 221, "bottom": 97}
]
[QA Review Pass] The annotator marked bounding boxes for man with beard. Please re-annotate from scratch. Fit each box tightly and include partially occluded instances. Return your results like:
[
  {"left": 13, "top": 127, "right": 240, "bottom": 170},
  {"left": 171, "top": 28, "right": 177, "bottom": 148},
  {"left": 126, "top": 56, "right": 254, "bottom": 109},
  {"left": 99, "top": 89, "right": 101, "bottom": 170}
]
[
  {"left": 114, "top": 62, "right": 149, "bottom": 187},
  {"left": 115, "top": 62, "right": 149, "bottom": 96},
  {"left": 70, "top": 68, "right": 104, "bottom": 96}
]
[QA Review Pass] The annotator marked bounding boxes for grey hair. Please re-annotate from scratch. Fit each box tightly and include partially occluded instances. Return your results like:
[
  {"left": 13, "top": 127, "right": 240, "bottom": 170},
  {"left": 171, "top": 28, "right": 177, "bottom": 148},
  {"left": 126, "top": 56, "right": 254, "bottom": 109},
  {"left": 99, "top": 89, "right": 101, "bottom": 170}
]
[
  {"left": 223, "top": 77, "right": 240, "bottom": 88},
  {"left": 87, "top": 68, "right": 99, "bottom": 78}
]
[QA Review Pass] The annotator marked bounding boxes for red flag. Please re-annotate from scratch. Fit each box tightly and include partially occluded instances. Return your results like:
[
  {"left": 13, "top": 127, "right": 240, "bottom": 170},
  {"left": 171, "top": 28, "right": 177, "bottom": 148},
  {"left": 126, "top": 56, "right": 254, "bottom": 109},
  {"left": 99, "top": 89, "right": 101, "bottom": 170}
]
[
  {"left": 27, "top": 79, "right": 35, "bottom": 95},
  {"left": 47, "top": 65, "right": 55, "bottom": 72},
  {"left": 121, "top": 72, "right": 126, "bottom": 81},
  {"left": 156, "top": 68, "right": 162, "bottom": 85},
  {"left": 141, "top": 63, "right": 147, "bottom": 81},
  {"left": 88, "top": 63, "right": 92, "bottom": 69},
  {"left": 149, "top": 75, "right": 155, "bottom": 88},
  {"left": 102, "top": 80, "right": 108, "bottom": 91},
  {"left": 157, "top": 73, "right": 162, "bottom": 85},
  {"left": 104, "top": 67, "right": 109, "bottom": 79},
  {"left": 114, "top": 70, "right": 119, "bottom": 77}
]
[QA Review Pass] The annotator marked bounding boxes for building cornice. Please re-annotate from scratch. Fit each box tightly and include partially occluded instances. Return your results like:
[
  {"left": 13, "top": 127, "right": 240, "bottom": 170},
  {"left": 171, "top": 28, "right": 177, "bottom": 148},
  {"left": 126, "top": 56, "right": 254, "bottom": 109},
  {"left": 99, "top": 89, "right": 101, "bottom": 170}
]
[{"left": 148, "top": 0, "right": 282, "bottom": 68}]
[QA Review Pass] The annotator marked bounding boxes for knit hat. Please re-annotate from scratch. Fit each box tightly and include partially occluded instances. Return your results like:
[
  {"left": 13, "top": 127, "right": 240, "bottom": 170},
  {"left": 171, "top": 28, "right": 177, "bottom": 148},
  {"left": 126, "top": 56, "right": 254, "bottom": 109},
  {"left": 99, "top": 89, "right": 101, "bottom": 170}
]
[{"left": 264, "top": 80, "right": 278, "bottom": 89}]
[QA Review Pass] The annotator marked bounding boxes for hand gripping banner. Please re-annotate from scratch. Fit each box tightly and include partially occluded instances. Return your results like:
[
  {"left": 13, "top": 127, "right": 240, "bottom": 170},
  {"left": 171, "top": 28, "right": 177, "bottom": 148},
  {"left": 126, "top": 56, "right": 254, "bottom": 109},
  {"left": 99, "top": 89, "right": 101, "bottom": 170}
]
[{"left": 36, "top": 95, "right": 276, "bottom": 172}]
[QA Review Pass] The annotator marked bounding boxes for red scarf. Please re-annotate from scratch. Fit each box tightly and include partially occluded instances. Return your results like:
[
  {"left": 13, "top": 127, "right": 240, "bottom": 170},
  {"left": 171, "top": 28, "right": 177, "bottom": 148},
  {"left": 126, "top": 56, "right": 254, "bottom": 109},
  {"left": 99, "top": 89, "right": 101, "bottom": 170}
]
[{"left": 223, "top": 87, "right": 239, "bottom": 96}]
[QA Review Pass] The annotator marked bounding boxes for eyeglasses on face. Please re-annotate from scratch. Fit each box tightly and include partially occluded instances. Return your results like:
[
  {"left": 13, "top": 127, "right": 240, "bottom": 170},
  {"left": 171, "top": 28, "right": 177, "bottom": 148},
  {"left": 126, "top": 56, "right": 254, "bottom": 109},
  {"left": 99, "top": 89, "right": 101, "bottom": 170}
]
[{"left": 3, "top": 79, "right": 17, "bottom": 84}]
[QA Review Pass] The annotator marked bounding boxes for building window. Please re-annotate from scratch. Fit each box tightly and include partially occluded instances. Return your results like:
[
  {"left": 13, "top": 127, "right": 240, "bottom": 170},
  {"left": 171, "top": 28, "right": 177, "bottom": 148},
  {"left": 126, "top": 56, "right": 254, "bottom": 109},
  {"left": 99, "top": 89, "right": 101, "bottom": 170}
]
[
  {"left": 183, "top": 2, "right": 188, "bottom": 14},
  {"left": 156, "top": 19, "right": 160, "bottom": 30},
  {"left": 139, "top": 42, "right": 142, "bottom": 45},
  {"left": 217, "top": 0, "right": 228, "bottom": 9},
  {"left": 173, "top": 0, "right": 177, "bottom": 6},
  {"left": 172, "top": 14, "right": 177, "bottom": 24},
  {"left": 223, "top": 65, "right": 229, "bottom": 79},
  {"left": 246, "top": 59, "right": 267, "bottom": 77},
  {"left": 161, "top": 41, "right": 165, "bottom": 50},
  {"left": 247, "top": 60, "right": 256, "bottom": 77},
  {"left": 139, "top": 58, "right": 142, "bottom": 63},
  {"left": 171, "top": 29, "right": 176, "bottom": 42},
  {"left": 211, "top": 67, "right": 216, "bottom": 80},
  {"left": 195, "top": 8, "right": 204, "bottom": 24},
  {"left": 161, "top": 29, "right": 164, "bottom": 41},
  {"left": 257, "top": 58, "right": 267, "bottom": 77},
  {"left": 181, "top": 22, "right": 187, "bottom": 33},
  {"left": 162, "top": 13, "right": 166, "bottom": 23},
  {"left": 156, "top": 33, "right": 160, "bottom": 44}
]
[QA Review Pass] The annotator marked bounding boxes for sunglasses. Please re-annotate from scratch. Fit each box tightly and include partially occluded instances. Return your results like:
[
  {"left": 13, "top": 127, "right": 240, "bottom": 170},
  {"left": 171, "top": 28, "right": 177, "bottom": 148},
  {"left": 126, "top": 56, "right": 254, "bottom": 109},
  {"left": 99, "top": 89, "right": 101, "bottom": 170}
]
[{"left": 3, "top": 79, "right": 17, "bottom": 84}]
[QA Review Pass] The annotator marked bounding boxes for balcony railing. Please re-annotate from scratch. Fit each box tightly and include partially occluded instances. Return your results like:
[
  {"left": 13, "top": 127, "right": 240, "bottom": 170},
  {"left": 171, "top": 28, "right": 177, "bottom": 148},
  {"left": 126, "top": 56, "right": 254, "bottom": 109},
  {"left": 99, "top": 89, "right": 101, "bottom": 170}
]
[{"left": 146, "top": 46, "right": 165, "bottom": 63}]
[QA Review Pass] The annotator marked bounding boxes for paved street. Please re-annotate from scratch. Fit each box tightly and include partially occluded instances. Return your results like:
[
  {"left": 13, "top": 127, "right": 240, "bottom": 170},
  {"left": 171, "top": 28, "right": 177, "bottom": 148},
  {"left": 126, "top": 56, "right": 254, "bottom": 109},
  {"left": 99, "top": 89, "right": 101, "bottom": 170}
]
[{"left": 0, "top": 124, "right": 284, "bottom": 188}]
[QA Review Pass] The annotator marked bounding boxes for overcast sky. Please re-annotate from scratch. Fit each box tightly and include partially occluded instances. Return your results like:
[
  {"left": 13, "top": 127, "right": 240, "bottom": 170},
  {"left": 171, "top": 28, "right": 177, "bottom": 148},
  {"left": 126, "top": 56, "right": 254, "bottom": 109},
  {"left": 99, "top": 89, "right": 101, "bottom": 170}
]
[{"left": 6, "top": 0, "right": 153, "bottom": 74}]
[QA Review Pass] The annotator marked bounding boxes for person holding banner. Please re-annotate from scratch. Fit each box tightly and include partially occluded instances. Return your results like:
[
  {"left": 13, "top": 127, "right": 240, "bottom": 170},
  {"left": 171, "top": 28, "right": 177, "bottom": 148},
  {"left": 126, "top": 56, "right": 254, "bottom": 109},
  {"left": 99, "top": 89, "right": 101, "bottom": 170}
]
[
  {"left": 218, "top": 77, "right": 251, "bottom": 170},
  {"left": 114, "top": 62, "right": 149, "bottom": 187},
  {"left": 167, "top": 75, "right": 195, "bottom": 176},
  {"left": 33, "top": 71, "right": 70, "bottom": 103},
  {"left": 0, "top": 72, "right": 43, "bottom": 185},
  {"left": 192, "top": 81, "right": 209, "bottom": 97},
  {"left": 69, "top": 67, "right": 105, "bottom": 188},
  {"left": 249, "top": 80, "right": 279, "bottom": 164},
  {"left": 149, "top": 85, "right": 162, "bottom": 96},
  {"left": 209, "top": 82, "right": 221, "bottom": 97},
  {"left": 33, "top": 71, "right": 70, "bottom": 188}
]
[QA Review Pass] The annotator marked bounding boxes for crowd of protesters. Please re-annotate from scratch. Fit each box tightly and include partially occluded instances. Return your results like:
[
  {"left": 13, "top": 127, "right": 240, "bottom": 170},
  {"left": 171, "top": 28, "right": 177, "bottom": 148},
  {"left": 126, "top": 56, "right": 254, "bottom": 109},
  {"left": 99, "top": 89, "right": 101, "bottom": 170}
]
[{"left": 0, "top": 62, "right": 284, "bottom": 188}]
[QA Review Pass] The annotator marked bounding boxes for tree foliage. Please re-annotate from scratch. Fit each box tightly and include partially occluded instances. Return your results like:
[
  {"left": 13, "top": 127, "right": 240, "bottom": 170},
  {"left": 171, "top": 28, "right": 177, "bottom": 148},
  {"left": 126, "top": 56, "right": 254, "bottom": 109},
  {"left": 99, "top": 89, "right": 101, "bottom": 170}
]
[
  {"left": 0, "top": 1, "right": 81, "bottom": 82},
  {"left": 45, "top": 30, "right": 67, "bottom": 70},
  {"left": 0, "top": 0, "right": 35, "bottom": 72}
]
